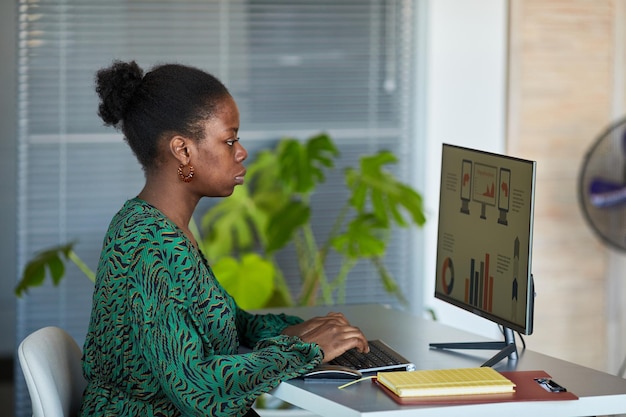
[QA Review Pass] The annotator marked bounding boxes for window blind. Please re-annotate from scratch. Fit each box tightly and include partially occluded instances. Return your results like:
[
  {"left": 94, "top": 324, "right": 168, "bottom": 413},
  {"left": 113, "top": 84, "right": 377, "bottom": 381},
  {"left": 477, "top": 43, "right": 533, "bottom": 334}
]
[{"left": 15, "top": 1, "right": 420, "bottom": 415}]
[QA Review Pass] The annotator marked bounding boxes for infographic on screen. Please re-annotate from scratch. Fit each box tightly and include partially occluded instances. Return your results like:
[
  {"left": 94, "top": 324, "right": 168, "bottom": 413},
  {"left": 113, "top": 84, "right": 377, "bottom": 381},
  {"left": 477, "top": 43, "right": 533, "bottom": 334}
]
[{"left": 435, "top": 145, "right": 535, "bottom": 330}]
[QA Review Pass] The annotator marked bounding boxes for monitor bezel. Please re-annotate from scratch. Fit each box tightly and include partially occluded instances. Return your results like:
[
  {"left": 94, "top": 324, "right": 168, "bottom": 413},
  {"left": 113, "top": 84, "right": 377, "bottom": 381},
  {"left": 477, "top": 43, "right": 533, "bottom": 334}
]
[{"left": 434, "top": 143, "right": 536, "bottom": 336}]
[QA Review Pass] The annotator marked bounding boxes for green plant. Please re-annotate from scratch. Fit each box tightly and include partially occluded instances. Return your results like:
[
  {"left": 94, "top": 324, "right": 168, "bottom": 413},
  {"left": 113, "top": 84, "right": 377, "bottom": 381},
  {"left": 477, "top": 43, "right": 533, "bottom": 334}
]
[
  {"left": 196, "top": 133, "right": 426, "bottom": 308},
  {"left": 15, "top": 133, "right": 426, "bottom": 310},
  {"left": 14, "top": 242, "right": 95, "bottom": 297}
]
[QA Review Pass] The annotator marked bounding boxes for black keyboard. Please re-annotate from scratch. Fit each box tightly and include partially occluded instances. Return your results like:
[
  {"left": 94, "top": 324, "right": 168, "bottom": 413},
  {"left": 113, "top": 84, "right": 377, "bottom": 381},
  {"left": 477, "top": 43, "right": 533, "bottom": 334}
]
[{"left": 329, "top": 339, "right": 415, "bottom": 374}]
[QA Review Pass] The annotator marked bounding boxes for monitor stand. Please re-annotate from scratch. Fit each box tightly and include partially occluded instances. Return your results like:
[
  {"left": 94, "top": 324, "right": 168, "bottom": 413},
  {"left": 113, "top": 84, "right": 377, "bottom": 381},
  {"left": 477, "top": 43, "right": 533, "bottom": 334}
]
[{"left": 429, "top": 326, "right": 518, "bottom": 367}]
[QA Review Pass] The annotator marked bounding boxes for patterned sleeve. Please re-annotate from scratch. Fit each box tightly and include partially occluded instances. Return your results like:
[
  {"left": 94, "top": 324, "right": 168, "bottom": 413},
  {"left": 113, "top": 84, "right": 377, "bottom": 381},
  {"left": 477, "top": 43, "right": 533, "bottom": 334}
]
[
  {"left": 139, "top": 303, "right": 322, "bottom": 417},
  {"left": 235, "top": 303, "right": 305, "bottom": 347},
  {"left": 129, "top": 232, "right": 323, "bottom": 417}
]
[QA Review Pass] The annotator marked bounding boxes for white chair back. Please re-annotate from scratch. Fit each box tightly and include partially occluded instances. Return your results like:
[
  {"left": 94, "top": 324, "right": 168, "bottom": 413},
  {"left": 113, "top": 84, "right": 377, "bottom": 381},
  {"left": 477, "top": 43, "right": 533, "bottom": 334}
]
[{"left": 18, "top": 326, "right": 87, "bottom": 417}]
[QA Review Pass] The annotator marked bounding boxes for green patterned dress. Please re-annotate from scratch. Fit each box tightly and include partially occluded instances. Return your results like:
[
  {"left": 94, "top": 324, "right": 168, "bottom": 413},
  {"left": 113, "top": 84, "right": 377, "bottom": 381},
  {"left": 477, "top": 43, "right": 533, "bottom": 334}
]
[{"left": 79, "top": 198, "right": 323, "bottom": 417}]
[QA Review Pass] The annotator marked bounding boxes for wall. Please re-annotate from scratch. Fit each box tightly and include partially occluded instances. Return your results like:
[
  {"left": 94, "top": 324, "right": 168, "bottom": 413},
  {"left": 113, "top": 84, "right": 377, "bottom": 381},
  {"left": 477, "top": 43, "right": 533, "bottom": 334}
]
[
  {"left": 508, "top": 0, "right": 619, "bottom": 372},
  {"left": 421, "top": 0, "right": 509, "bottom": 340}
]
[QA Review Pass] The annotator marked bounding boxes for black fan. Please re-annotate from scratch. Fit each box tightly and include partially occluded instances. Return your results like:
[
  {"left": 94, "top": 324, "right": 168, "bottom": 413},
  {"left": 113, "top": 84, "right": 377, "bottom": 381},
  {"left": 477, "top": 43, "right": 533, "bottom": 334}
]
[{"left": 578, "top": 117, "right": 626, "bottom": 251}]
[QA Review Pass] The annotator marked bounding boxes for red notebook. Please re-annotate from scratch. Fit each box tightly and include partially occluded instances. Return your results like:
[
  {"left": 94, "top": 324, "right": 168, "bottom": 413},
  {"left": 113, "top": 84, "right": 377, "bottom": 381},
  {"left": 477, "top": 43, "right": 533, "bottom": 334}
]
[{"left": 375, "top": 370, "right": 578, "bottom": 405}]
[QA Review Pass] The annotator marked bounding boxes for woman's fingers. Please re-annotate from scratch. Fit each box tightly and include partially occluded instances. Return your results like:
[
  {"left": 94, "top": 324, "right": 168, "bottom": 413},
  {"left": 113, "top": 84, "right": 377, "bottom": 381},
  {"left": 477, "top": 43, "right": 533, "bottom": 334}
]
[{"left": 281, "top": 312, "right": 369, "bottom": 362}]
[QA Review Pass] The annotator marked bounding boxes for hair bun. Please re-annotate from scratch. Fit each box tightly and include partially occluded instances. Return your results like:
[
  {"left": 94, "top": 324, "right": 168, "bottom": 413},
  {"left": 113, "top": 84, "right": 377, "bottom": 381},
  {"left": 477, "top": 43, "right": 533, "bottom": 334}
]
[{"left": 95, "top": 60, "right": 144, "bottom": 126}]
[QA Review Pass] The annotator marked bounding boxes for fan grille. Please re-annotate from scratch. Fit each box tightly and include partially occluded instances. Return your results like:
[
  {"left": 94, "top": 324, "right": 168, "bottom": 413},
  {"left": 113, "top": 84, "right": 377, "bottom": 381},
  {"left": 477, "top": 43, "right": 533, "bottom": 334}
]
[{"left": 578, "top": 118, "right": 626, "bottom": 251}]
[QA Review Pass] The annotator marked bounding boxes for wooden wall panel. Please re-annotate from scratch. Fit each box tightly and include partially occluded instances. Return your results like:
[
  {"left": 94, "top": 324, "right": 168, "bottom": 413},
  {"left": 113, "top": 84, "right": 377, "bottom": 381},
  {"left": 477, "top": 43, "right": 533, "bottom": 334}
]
[{"left": 507, "top": 0, "right": 615, "bottom": 371}]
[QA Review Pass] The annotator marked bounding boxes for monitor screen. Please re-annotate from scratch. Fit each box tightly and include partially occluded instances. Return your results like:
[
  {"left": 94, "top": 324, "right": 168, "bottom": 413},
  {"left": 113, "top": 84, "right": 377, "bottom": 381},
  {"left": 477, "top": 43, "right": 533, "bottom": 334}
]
[{"left": 434, "top": 144, "right": 536, "bottom": 335}]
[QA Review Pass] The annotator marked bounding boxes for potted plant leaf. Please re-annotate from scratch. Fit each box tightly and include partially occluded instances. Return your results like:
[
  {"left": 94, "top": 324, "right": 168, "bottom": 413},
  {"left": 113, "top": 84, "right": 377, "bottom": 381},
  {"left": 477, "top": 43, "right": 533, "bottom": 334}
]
[{"left": 195, "top": 132, "right": 426, "bottom": 308}]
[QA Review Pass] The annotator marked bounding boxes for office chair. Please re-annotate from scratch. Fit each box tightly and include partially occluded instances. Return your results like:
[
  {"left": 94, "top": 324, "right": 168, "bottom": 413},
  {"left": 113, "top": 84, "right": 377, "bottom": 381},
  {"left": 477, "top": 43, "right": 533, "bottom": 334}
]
[{"left": 18, "top": 326, "right": 87, "bottom": 417}]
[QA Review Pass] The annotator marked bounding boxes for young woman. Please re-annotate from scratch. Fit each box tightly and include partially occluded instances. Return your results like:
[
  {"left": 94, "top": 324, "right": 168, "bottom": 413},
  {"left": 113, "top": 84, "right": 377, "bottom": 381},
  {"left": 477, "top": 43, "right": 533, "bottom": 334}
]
[{"left": 80, "top": 60, "right": 369, "bottom": 417}]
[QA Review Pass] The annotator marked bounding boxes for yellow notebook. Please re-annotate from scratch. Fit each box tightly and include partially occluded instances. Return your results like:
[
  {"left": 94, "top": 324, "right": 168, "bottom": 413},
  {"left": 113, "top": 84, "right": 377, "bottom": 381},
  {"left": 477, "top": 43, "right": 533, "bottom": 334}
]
[{"left": 376, "top": 367, "right": 516, "bottom": 398}]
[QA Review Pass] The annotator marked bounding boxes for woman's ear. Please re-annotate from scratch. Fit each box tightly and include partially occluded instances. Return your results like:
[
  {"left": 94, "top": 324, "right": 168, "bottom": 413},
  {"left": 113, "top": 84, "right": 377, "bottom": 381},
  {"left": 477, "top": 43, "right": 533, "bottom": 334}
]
[{"left": 169, "top": 135, "right": 192, "bottom": 165}]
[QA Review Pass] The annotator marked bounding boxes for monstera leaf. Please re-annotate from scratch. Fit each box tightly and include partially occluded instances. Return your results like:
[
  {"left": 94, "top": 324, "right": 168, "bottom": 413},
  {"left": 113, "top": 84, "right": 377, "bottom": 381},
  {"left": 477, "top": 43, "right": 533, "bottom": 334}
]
[
  {"left": 277, "top": 133, "right": 339, "bottom": 194},
  {"left": 345, "top": 151, "right": 426, "bottom": 227},
  {"left": 212, "top": 253, "right": 276, "bottom": 309},
  {"left": 199, "top": 186, "right": 269, "bottom": 259}
]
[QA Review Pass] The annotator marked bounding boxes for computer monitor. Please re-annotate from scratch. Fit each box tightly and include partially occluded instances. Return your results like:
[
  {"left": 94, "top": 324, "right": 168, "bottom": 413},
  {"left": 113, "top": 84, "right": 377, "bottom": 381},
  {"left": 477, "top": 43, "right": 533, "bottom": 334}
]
[{"left": 431, "top": 144, "right": 536, "bottom": 367}]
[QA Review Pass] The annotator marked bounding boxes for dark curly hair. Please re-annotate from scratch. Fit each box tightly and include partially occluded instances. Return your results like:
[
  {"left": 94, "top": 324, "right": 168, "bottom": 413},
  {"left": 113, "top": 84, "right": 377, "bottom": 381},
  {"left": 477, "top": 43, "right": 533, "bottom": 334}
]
[{"left": 95, "top": 60, "right": 231, "bottom": 171}]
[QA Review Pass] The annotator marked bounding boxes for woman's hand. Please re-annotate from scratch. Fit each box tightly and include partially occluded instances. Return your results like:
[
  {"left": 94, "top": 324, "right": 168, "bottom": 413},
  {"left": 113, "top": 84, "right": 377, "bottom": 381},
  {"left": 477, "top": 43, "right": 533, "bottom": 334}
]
[{"left": 282, "top": 312, "right": 369, "bottom": 362}]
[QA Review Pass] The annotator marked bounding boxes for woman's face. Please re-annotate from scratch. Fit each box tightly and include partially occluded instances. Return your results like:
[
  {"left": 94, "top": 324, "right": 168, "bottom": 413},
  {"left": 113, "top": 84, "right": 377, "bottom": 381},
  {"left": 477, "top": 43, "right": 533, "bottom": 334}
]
[{"left": 189, "top": 95, "right": 247, "bottom": 197}]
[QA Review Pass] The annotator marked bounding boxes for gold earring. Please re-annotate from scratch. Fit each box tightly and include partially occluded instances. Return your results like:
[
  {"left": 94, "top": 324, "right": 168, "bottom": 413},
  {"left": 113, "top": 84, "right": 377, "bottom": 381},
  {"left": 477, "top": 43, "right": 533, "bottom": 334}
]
[{"left": 178, "top": 163, "right": 195, "bottom": 183}]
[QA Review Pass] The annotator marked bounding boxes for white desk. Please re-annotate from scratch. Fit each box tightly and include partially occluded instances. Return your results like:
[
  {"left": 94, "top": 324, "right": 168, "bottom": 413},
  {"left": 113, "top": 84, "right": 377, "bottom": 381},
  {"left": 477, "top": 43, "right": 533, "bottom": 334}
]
[{"left": 260, "top": 304, "right": 626, "bottom": 417}]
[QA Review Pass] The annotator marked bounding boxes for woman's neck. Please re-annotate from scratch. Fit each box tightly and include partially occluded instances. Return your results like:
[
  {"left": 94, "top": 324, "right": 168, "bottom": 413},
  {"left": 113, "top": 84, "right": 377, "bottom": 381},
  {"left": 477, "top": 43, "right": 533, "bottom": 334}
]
[{"left": 138, "top": 180, "right": 200, "bottom": 247}]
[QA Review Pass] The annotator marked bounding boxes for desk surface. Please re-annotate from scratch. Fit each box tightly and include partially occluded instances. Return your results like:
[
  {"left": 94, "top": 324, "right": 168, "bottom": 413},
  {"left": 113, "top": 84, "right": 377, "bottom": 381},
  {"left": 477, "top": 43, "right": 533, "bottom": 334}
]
[{"left": 260, "top": 304, "right": 626, "bottom": 417}]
